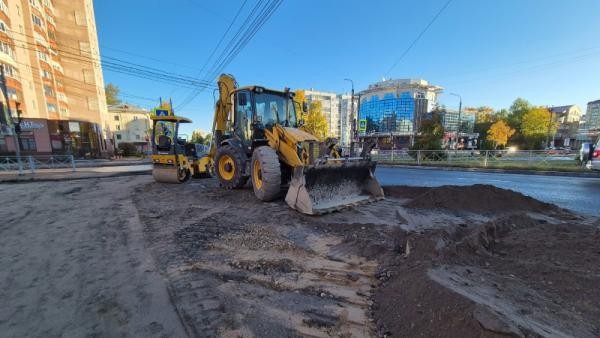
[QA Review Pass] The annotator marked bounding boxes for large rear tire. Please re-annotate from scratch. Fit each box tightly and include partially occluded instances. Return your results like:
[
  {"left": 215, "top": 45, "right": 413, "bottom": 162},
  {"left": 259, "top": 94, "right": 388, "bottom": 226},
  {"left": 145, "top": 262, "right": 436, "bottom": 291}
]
[
  {"left": 251, "top": 146, "right": 281, "bottom": 201},
  {"left": 215, "top": 145, "right": 248, "bottom": 189}
]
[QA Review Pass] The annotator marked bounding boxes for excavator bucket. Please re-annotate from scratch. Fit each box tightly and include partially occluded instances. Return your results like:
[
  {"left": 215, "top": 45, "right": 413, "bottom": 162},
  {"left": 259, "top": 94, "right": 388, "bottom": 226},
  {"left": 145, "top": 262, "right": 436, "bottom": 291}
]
[{"left": 285, "top": 159, "right": 384, "bottom": 215}]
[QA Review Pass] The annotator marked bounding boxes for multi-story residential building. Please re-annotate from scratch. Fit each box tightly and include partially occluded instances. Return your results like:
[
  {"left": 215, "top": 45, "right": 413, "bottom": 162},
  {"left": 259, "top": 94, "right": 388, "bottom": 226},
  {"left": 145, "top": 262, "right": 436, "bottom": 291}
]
[
  {"left": 577, "top": 99, "right": 600, "bottom": 145},
  {"left": 548, "top": 105, "right": 581, "bottom": 148},
  {"left": 303, "top": 89, "right": 340, "bottom": 140},
  {"left": 357, "top": 78, "right": 442, "bottom": 148},
  {"left": 0, "top": 0, "right": 109, "bottom": 157},
  {"left": 107, "top": 103, "right": 150, "bottom": 153},
  {"left": 337, "top": 93, "right": 357, "bottom": 146}
]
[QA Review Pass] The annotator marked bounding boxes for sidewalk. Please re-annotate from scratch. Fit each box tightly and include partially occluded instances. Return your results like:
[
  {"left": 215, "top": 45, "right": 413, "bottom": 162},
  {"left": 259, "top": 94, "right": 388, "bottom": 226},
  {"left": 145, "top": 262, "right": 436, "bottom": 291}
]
[{"left": 0, "top": 164, "right": 152, "bottom": 183}]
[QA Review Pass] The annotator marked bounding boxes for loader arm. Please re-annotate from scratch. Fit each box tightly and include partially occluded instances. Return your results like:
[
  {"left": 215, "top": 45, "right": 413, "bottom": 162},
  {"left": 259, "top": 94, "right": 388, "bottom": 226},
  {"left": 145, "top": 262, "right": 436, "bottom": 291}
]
[
  {"left": 264, "top": 124, "right": 319, "bottom": 167},
  {"left": 209, "top": 74, "right": 237, "bottom": 158}
]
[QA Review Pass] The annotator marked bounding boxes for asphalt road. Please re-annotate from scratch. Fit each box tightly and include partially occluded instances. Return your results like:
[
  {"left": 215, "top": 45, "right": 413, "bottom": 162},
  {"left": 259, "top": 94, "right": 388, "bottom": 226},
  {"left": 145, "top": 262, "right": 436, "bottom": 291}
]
[{"left": 376, "top": 167, "right": 600, "bottom": 216}]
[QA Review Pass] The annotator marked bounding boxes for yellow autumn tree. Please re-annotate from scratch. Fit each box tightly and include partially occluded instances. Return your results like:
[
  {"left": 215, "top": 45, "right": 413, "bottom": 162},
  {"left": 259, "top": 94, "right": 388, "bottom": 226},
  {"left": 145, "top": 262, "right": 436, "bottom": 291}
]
[
  {"left": 304, "top": 101, "right": 328, "bottom": 140},
  {"left": 294, "top": 90, "right": 328, "bottom": 140},
  {"left": 521, "top": 107, "right": 558, "bottom": 148},
  {"left": 487, "top": 120, "right": 515, "bottom": 149}
]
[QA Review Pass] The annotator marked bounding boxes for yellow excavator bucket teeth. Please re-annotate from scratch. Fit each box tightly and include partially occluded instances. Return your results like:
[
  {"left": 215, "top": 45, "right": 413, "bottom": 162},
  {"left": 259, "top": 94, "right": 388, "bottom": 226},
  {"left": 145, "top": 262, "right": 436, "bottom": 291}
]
[
  {"left": 285, "top": 159, "right": 384, "bottom": 215},
  {"left": 152, "top": 165, "right": 188, "bottom": 183}
]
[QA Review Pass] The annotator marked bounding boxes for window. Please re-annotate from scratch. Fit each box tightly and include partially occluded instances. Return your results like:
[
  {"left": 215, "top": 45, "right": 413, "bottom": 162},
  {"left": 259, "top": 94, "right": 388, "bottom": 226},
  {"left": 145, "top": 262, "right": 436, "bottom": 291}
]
[
  {"left": 74, "top": 10, "right": 85, "bottom": 26},
  {"left": 7, "top": 88, "right": 17, "bottom": 100},
  {"left": 47, "top": 103, "right": 57, "bottom": 112},
  {"left": 31, "top": 14, "right": 43, "bottom": 27},
  {"left": 113, "top": 115, "right": 119, "bottom": 121},
  {"left": 116, "top": 134, "right": 122, "bottom": 140},
  {"left": 37, "top": 50, "right": 48, "bottom": 62},
  {"left": 0, "top": 21, "right": 7, "bottom": 33},
  {"left": 0, "top": 1, "right": 7, "bottom": 14},
  {"left": 47, "top": 30, "right": 55, "bottom": 40},
  {"left": 3, "top": 64, "right": 18, "bottom": 78},
  {"left": 133, "top": 116, "right": 138, "bottom": 120},
  {"left": 43, "top": 84, "right": 54, "bottom": 97},
  {"left": 116, "top": 125, "right": 120, "bottom": 131},
  {"left": 135, "top": 134, "right": 140, "bottom": 140},
  {"left": 0, "top": 41, "right": 13, "bottom": 58},
  {"left": 40, "top": 69, "right": 52, "bottom": 79},
  {"left": 82, "top": 69, "right": 94, "bottom": 84},
  {"left": 20, "top": 137, "right": 36, "bottom": 151}
]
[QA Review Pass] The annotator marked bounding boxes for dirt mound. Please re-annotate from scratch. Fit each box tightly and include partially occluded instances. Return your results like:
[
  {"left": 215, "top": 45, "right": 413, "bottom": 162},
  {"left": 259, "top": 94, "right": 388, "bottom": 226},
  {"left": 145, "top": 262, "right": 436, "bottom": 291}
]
[
  {"left": 374, "top": 212, "right": 600, "bottom": 337},
  {"left": 385, "top": 184, "right": 558, "bottom": 214}
]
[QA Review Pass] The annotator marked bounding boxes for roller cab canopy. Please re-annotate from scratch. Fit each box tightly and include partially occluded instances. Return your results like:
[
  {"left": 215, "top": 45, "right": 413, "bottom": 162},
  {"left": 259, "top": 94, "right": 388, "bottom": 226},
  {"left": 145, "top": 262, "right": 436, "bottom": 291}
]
[{"left": 150, "top": 115, "right": 193, "bottom": 123}]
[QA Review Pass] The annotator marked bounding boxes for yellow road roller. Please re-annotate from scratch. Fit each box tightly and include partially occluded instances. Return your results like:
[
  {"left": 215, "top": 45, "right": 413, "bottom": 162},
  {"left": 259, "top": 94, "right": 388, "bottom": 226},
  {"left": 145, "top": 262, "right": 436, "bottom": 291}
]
[{"left": 151, "top": 115, "right": 211, "bottom": 183}]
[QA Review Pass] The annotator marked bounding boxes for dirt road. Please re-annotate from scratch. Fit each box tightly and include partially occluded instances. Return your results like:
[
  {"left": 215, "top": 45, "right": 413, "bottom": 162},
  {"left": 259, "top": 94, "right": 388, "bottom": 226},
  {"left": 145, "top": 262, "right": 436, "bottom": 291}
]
[
  {"left": 2, "top": 175, "right": 599, "bottom": 337},
  {"left": 0, "top": 176, "right": 186, "bottom": 337}
]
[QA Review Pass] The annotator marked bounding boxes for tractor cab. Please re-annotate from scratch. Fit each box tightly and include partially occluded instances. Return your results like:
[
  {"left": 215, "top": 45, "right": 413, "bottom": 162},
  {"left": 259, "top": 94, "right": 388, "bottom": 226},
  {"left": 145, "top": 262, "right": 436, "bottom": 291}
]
[{"left": 150, "top": 115, "right": 212, "bottom": 183}]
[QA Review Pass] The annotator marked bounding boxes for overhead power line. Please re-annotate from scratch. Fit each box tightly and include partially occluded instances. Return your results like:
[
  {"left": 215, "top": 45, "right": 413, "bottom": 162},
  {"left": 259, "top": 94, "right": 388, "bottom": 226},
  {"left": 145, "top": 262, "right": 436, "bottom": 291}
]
[
  {"left": 7, "top": 30, "right": 217, "bottom": 90},
  {"left": 385, "top": 0, "right": 453, "bottom": 77},
  {"left": 176, "top": 0, "right": 283, "bottom": 110}
]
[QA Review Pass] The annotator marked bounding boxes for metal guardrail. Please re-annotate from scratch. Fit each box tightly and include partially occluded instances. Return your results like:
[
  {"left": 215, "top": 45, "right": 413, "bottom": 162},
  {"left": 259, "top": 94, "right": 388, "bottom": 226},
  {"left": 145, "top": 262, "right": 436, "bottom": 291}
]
[
  {"left": 0, "top": 155, "right": 76, "bottom": 174},
  {"left": 365, "top": 149, "right": 582, "bottom": 170}
]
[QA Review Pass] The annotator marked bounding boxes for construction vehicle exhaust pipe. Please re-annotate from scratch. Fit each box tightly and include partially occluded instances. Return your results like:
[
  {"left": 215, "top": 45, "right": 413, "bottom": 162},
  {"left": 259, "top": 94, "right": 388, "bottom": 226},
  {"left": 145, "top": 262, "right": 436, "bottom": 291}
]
[{"left": 285, "top": 159, "right": 384, "bottom": 215}]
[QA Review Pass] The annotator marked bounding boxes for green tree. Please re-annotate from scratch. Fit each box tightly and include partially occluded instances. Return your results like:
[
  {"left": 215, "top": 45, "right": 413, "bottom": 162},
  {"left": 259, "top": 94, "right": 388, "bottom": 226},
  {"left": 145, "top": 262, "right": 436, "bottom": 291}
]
[
  {"left": 508, "top": 98, "right": 531, "bottom": 128},
  {"left": 191, "top": 130, "right": 205, "bottom": 144},
  {"left": 105, "top": 83, "right": 121, "bottom": 105},
  {"left": 487, "top": 120, "right": 515, "bottom": 149},
  {"left": 411, "top": 107, "right": 445, "bottom": 152},
  {"left": 520, "top": 107, "right": 556, "bottom": 149}
]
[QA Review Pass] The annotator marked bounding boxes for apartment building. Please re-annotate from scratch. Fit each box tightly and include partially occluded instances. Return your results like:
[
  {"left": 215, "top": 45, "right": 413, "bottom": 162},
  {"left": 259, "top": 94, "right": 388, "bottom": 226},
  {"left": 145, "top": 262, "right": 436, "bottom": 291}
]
[
  {"left": 107, "top": 103, "right": 150, "bottom": 153},
  {"left": 303, "top": 89, "right": 340, "bottom": 140},
  {"left": 0, "top": 0, "right": 109, "bottom": 157}
]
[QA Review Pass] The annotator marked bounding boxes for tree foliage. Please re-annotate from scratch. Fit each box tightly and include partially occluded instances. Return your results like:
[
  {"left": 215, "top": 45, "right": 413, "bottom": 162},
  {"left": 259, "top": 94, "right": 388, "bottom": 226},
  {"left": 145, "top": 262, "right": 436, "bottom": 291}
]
[
  {"left": 191, "top": 130, "right": 211, "bottom": 145},
  {"left": 487, "top": 120, "right": 515, "bottom": 149},
  {"left": 411, "top": 108, "right": 445, "bottom": 151},
  {"left": 105, "top": 83, "right": 121, "bottom": 105},
  {"left": 295, "top": 90, "right": 328, "bottom": 140},
  {"left": 520, "top": 107, "right": 556, "bottom": 148},
  {"left": 304, "top": 101, "right": 328, "bottom": 140}
]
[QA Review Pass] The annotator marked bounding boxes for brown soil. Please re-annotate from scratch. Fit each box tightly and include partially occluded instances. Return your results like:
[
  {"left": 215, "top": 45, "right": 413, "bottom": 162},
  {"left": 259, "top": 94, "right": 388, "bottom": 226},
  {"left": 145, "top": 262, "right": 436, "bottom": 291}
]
[
  {"left": 5, "top": 177, "right": 597, "bottom": 337},
  {"left": 132, "top": 180, "right": 599, "bottom": 337},
  {"left": 384, "top": 184, "right": 561, "bottom": 214}
]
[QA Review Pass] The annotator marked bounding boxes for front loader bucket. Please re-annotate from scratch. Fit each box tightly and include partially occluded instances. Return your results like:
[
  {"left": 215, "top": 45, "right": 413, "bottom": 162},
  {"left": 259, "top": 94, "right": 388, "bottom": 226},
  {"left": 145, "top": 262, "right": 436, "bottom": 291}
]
[
  {"left": 152, "top": 164, "right": 189, "bottom": 183},
  {"left": 285, "top": 159, "right": 384, "bottom": 215}
]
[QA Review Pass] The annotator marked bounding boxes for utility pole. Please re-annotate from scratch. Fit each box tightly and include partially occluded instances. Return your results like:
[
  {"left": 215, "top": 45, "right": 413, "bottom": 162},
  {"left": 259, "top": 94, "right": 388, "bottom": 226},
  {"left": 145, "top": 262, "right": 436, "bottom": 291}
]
[
  {"left": 344, "top": 78, "right": 355, "bottom": 156},
  {"left": 450, "top": 92, "right": 462, "bottom": 148},
  {"left": 0, "top": 66, "right": 23, "bottom": 175}
]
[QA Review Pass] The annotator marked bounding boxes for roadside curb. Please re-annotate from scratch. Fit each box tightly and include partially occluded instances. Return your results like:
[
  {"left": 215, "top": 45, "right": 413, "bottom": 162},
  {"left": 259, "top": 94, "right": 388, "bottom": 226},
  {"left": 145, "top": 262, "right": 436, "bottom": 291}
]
[
  {"left": 0, "top": 170, "right": 151, "bottom": 183},
  {"left": 378, "top": 164, "right": 600, "bottom": 178}
]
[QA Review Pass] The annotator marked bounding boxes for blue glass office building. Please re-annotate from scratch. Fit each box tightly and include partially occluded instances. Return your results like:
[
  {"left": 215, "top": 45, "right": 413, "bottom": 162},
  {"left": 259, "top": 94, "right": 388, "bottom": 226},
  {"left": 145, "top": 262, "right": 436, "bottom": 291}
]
[{"left": 359, "top": 92, "right": 415, "bottom": 135}]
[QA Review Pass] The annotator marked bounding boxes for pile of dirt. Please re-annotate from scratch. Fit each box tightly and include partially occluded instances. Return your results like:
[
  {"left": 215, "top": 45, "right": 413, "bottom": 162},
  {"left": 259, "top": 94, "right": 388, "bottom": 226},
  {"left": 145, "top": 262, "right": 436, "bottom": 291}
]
[
  {"left": 385, "top": 184, "right": 559, "bottom": 214},
  {"left": 374, "top": 212, "right": 600, "bottom": 337}
]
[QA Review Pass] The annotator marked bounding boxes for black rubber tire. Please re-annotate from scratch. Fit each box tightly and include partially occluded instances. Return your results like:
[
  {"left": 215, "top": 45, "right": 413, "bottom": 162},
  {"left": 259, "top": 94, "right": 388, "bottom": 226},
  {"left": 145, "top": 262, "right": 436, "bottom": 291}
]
[
  {"left": 215, "top": 144, "right": 248, "bottom": 189},
  {"left": 251, "top": 146, "right": 281, "bottom": 201}
]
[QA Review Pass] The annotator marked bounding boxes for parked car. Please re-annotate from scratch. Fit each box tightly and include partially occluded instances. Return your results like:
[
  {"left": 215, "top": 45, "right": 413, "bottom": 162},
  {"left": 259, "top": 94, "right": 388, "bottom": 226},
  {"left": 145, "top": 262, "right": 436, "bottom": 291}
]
[{"left": 589, "top": 141, "right": 600, "bottom": 171}]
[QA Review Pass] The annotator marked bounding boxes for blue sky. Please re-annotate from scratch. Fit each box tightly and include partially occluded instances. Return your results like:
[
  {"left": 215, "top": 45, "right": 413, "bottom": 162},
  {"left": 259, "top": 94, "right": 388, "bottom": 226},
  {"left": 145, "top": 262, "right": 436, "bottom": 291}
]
[{"left": 94, "top": 0, "right": 600, "bottom": 134}]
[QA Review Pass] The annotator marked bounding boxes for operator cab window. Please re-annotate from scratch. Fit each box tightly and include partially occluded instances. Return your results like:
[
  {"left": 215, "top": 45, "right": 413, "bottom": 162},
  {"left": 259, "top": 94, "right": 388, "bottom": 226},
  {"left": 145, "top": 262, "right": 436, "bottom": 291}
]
[{"left": 255, "top": 93, "right": 287, "bottom": 128}]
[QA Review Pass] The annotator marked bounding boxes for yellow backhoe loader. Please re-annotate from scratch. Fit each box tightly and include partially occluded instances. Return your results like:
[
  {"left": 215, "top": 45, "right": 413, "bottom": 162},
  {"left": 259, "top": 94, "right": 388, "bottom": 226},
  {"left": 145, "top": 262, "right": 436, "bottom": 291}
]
[
  {"left": 151, "top": 114, "right": 211, "bottom": 183},
  {"left": 209, "top": 74, "right": 384, "bottom": 215}
]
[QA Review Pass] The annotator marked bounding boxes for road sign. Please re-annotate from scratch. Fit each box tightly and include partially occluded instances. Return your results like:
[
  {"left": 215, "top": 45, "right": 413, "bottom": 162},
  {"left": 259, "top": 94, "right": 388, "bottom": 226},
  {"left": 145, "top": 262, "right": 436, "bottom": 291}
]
[
  {"left": 358, "top": 119, "right": 367, "bottom": 132},
  {"left": 155, "top": 109, "right": 170, "bottom": 117}
]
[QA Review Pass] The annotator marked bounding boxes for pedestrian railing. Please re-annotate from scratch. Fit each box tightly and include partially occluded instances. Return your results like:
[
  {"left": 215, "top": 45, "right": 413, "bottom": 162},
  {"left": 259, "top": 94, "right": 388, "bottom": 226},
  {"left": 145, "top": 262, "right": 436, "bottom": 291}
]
[
  {"left": 0, "top": 155, "right": 76, "bottom": 174},
  {"left": 363, "top": 149, "right": 582, "bottom": 171}
]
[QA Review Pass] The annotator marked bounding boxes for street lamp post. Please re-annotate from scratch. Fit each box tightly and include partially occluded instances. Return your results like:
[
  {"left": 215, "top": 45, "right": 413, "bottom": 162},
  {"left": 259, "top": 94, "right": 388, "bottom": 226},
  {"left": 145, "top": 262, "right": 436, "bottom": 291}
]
[
  {"left": 449, "top": 92, "right": 462, "bottom": 148},
  {"left": 344, "top": 78, "right": 355, "bottom": 156}
]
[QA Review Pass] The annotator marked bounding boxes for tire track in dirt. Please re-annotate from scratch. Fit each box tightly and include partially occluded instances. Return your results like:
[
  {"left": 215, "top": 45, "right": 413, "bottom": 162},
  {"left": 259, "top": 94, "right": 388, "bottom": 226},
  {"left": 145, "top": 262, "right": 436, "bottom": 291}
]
[{"left": 134, "top": 179, "right": 405, "bottom": 337}]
